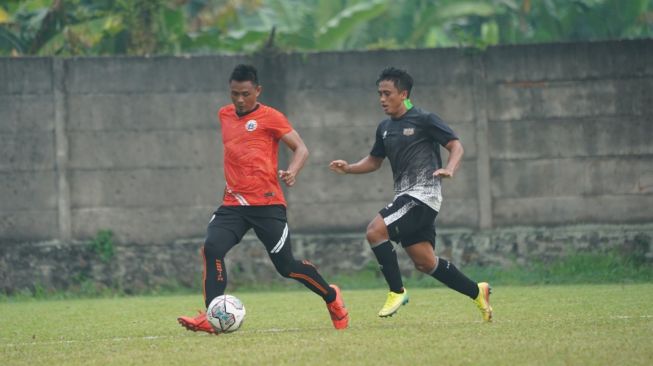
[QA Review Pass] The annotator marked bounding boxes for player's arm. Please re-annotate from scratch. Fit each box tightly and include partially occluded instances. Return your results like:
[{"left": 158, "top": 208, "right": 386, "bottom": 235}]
[
  {"left": 279, "top": 130, "right": 309, "bottom": 187},
  {"left": 433, "top": 139, "right": 464, "bottom": 178},
  {"left": 329, "top": 155, "right": 383, "bottom": 175}
]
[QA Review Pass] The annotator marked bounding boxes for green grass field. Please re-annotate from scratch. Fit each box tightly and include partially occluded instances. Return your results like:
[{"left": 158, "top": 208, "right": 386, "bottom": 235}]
[{"left": 1, "top": 284, "right": 651, "bottom": 365}]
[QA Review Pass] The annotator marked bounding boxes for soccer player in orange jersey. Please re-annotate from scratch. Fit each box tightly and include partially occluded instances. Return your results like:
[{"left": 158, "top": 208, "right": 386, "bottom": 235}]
[{"left": 178, "top": 64, "right": 348, "bottom": 333}]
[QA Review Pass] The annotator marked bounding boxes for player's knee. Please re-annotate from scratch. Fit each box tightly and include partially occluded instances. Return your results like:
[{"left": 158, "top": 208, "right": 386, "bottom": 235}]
[
  {"left": 414, "top": 260, "right": 436, "bottom": 274},
  {"left": 414, "top": 263, "right": 429, "bottom": 273},
  {"left": 275, "top": 263, "right": 293, "bottom": 278},
  {"left": 204, "top": 228, "right": 238, "bottom": 258},
  {"left": 204, "top": 237, "right": 228, "bottom": 258},
  {"left": 271, "top": 256, "right": 294, "bottom": 278},
  {"left": 203, "top": 241, "right": 221, "bottom": 258},
  {"left": 366, "top": 223, "right": 384, "bottom": 245}
]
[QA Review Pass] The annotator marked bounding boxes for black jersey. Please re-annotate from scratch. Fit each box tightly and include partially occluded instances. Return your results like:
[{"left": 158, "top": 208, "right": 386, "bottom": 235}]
[{"left": 370, "top": 106, "right": 458, "bottom": 211}]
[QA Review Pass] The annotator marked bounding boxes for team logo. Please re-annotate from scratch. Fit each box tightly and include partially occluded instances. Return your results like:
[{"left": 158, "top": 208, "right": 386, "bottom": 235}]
[
  {"left": 403, "top": 128, "right": 414, "bottom": 136},
  {"left": 245, "top": 120, "right": 258, "bottom": 132},
  {"left": 382, "top": 130, "right": 388, "bottom": 139}
]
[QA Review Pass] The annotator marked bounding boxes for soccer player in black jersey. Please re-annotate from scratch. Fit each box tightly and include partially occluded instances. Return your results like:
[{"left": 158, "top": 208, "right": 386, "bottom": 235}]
[{"left": 329, "top": 67, "right": 492, "bottom": 321}]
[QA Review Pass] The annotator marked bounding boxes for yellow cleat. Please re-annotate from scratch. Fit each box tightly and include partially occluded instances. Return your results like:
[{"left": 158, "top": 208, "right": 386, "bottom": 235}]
[
  {"left": 378, "top": 289, "right": 409, "bottom": 317},
  {"left": 474, "top": 282, "right": 493, "bottom": 322}
]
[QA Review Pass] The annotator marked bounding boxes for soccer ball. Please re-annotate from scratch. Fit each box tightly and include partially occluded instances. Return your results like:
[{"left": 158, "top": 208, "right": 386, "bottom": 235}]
[{"left": 206, "top": 294, "right": 246, "bottom": 333}]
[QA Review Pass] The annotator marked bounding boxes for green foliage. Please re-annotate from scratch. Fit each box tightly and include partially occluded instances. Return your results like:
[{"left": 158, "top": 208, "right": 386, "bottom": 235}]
[
  {"left": 314, "top": 0, "right": 387, "bottom": 50},
  {"left": 1, "top": 286, "right": 652, "bottom": 365},
  {"left": 200, "top": 250, "right": 653, "bottom": 294},
  {"left": 415, "top": 249, "right": 653, "bottom": 288},
  {"left": 89, "top": 229, "right": 115, "bottom": 263},
  {"left": 1, "top": 0, "right": 651, "bottom": 55},
  {"left": 332, "top": 250, "right": 653, "bottom": 290},
  {"left": 497, "top": 0, "right": 653, "bottom": 44},
  {"left": 0, "top": 277, "right": 198, "bottom": 302},
  {"left": 1, "top": 250, "right": 650, "bottom": 300}
]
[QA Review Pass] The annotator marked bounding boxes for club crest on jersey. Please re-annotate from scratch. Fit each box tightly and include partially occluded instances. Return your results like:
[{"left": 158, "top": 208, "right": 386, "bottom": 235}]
[
  {"left": 403, "top": 128, "right": 414, "bottom": 136},
  {"left": 245, "top": 120, "right": 258, "bottom": 132}
]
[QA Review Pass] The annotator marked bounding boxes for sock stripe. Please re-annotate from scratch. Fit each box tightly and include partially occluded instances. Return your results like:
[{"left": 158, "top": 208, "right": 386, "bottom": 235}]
[{"left": 289, "top": 272, "right": 328, "bottom": 295}]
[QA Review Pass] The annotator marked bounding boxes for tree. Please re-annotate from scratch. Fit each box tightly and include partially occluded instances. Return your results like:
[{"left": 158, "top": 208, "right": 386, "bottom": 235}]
[{"left": 1, "top": 0, "right": 651, "bottom": 56}]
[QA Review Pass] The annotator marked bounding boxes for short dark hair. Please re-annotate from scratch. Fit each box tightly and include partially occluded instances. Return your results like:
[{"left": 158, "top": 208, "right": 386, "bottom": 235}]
[
  {"left": 376, "top": 67, "right": 413, "bottom": 97},
  {"left": 229, "top": 64, "right": 259, "bottom": 85}
]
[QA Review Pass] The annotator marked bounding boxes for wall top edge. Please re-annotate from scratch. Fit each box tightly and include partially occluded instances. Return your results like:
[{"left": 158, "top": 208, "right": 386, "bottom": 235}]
[{"left": 1, "top": 38, "right": 650, "bottom": 61}]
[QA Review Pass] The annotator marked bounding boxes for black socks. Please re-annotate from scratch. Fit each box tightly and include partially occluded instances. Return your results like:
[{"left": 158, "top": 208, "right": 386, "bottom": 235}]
[
  {"left": 372, "top": 241, "right": 404, "bottom": 293},
  {"left": 430, "top": 258, "right": 479, "bottom": 299}
]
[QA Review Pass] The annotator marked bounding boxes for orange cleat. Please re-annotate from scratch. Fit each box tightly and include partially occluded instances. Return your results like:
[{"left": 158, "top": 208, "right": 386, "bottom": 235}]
[
  {"left": 326, "top": 284, "right": 349, "bottom": 330},
  {"left": 177, "top": 310, "right": 217, "bottom": 335}
]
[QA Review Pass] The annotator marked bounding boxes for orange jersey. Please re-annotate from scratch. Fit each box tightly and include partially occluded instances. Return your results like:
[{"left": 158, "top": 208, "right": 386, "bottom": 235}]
[{"left": 218, "top": 103, "right": 293, "bottom": 206}]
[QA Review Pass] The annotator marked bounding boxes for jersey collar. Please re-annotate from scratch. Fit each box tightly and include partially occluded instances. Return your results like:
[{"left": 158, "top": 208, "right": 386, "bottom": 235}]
[{"left": 236, "top": 103, "right": 261, "bottom": 118}]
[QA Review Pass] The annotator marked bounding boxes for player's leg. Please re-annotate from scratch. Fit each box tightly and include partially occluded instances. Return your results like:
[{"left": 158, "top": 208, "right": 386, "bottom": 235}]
[
  {"left": 202, "top": 206, "right": 249, "bottom": 307},
  {"left": 177, "top": 207, "right": 248, "bottom": 334},
  {"left": 411, "top": 245, "right": 492, "bottom": 322},
  {"left": 268, "top": 240, "right": 349, "bottom": 329},
  {"left": 250, "top": 205, "right": 348, "bottom": 329},
  {"left": 403, "top": 241, "right": 437, "bottom": 273},
  {"left": 371, "top": 196, "right": 416, "bottom": 317},
  {"left": 367, "top": 214, "right": 404, "bottom": 294},
  {"left": 202, "top": 227, "right": 240, "bottom": 307},
  {"left": 401, "top": 206, "right": 492, "bottom": 321}
]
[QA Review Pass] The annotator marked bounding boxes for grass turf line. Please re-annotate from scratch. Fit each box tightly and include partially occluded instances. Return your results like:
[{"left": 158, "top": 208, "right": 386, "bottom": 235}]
[{"left": 1, "top": 284, "right": 652, "bottom": 365}]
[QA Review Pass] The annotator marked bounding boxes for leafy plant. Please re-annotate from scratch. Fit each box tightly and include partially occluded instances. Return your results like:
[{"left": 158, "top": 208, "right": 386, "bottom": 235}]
[
  {"left": 89, "top": 229, "right": 115, "bottom": 263},
  {"left": 1, "top": 0, "right": 651, "bottom": 56}
]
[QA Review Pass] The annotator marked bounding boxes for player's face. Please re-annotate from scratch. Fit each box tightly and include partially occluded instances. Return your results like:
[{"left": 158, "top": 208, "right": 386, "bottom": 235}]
[
  {"left": 230, "top": 80, "right": 261, "bottom": 115},
  {"left": 378, "top": 80, "right": 408, "bottom": 118}
]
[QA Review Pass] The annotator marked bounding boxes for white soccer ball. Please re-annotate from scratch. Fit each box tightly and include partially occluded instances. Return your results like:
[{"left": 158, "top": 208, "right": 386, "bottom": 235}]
[{"left": 206, "top": 294, "right": 246, "bottom": 333}]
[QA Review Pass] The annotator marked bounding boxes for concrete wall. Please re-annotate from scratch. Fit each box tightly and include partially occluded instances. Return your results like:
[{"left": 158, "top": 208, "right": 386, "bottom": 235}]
[
  {"left": 1, "top": 40, "right": 652, "bottom": 293},
  {"left": 282, "top": 49, "right": 481, "bottom": 230},
  {"left": 283, "top": 41, "right": 653, "bottom": 231},
  {"left": 1, "top": 58, "right": 58, "bottom": 241},
  {"left": 483, "top": 41, "right": 653, "bottom": 226},
  {"left": 63, "top": 56, "right": 243, "bottom": 244},
  {"left": 1, "top": 56, "right": 247, "bottom": 244}
]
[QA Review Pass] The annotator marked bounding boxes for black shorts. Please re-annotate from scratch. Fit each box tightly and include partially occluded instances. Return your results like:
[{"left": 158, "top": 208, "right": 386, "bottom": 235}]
[
  {"left": 379, "top": 195, "right": 438, "bottom": 247},
  {"left": 208, "top": 205, "right": 289, "bottom": 254}
]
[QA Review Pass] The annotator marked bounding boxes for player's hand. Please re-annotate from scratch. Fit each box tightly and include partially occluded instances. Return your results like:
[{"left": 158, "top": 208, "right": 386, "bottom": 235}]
[
  {"left": 329, "top": 160, "right": 349, "bottom": 175},
  {"left": 433, "top": 168, "right": 454, "bottom": 178},
  {"left": 278, "top": 170, "right": 297, "bottom": 187}
]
